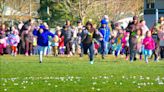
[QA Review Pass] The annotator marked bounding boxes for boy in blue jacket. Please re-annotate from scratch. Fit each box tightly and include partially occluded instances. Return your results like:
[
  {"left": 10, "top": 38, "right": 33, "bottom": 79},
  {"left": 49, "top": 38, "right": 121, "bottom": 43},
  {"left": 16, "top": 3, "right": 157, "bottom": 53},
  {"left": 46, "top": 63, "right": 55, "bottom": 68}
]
[
  {"left": 33, "top": 25, "right": 54, "bottom": 63},
  {"left": 99, "top": 19, "right": 110, "bottom": 59}
]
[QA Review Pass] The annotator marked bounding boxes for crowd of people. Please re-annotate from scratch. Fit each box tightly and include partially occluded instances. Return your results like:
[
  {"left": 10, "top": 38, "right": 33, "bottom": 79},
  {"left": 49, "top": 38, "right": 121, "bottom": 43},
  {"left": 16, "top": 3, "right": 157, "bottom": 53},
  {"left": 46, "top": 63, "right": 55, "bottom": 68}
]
[{"left": 0, "top": 15, "right": 164, "bottom": 64}]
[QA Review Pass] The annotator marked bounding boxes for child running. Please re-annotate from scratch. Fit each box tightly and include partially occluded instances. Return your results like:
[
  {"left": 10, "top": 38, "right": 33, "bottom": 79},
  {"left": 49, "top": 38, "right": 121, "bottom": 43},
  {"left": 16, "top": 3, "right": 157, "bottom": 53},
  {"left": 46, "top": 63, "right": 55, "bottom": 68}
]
[
  {"left": 33, "top": 25, "right": 54, "bottom": 63},
  {"left": 81, "top": 21, "right": 102, "bottom": 64},
  {"left": 143, "top": 31, "right": 155, "bottom": 63},
  {"left": 8, "top": 26, "right": 20, "bottom": 56}
]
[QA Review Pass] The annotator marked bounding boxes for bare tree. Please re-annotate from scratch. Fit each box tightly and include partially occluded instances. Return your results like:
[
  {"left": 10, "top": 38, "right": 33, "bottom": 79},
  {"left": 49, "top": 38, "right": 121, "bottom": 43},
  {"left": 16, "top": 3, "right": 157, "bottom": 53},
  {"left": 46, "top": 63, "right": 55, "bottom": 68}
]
[{"left": 0, "top": 0, "right": 6, "bottom": 24}]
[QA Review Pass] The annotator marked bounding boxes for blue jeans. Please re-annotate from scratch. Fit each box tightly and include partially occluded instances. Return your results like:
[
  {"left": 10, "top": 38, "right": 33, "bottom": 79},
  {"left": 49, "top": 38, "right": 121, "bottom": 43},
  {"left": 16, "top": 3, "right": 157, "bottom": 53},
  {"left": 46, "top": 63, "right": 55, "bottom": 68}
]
[
  {"left": 100, "top": 40, "right": 108, "bottom": 55},
  {"left": 38, "top": 46, "right": 48, "bottom": 62},
  {"left": 130, "top": 49, "right": 136, "bottom": 61},
  {"left": 81, "top": 42, "right": 94, "bottom": 61}
]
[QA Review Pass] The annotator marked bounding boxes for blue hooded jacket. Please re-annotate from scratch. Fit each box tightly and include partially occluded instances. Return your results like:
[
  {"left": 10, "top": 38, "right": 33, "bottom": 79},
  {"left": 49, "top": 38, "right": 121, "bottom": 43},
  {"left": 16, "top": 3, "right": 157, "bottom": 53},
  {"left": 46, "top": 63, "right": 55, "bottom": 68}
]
[
  {"left": 33, "top": 26, "right": 54, "bottom": 46},
  {"left": 99, "top": 19, "right": 110, "bottom": 42}
]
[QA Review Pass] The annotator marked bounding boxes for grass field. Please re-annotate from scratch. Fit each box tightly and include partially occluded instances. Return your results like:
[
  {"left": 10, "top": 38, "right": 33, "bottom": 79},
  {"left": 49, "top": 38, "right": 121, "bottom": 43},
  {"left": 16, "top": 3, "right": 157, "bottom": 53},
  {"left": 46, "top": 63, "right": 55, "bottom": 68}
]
[{"left": 0, "top": 55, "right": 164, "bottom": 92}]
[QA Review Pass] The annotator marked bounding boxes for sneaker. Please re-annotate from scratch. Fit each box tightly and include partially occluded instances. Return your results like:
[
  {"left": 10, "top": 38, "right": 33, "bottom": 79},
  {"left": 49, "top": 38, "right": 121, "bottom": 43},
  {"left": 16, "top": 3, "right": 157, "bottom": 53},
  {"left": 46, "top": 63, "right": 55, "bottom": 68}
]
[
  {"left": 154, "top": 58, "right": 159, "bottom": 62},
  {"left": 30, "top": 53, "right": 32, "bottom": 56},
  {"left": 90, "top": 60, "right": 94, "bottom": 64},
  {"left": 126, "top": 56, "right": 129, "bottom": 60},
  {"left": 67, "top": 55, "right": 70, "bottom": 57},
  {"left": 134, "top": 57, "right": 137, "bottom": 61},
  {"left": 140, "top": 55, "right": 142, "bottom": 61},
  {"left": 145, "top": 59, "right": 148, "bottom": 64},
  {"left": 14, "top": 52, "right": 17, "bottom": 56},
  {"left": 102, "top": 55, "right": 105, "bottom": 59},
  {"left": 70, "top": 52, "right": 73, "bottom": 56},
  {"left": 11, "top": 52, "right": 14, "bottom": 56},
  {"left": 25, "top": 52, "right": 28, "bottom": 56}
]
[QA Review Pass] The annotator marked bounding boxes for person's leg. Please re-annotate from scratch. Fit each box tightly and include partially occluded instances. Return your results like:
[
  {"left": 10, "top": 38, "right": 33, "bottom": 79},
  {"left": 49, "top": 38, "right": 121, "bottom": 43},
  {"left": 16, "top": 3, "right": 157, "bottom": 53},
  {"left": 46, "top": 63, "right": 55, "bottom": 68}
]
[
  {"left": 38, "top": 46, "right": 43, "bottom": 63},
  {"left": 11, "top": 46, "right": 14, "bottom": 56},
  {"left": 130, "top": 48, "right": 134, "bottom": 62},
  {"left": 133, "top": 50, "right": 137, "bottom": 61},
  {"left": 0, "top": 44, "right": 4, "bottom": 55},
  {"left": 144, "top": 49, "right": 148, "bottom": 63},
  {"left": 13, "top": 46, "right": 17, "bottom": 53},
  {"left": 83, "top": 44, "right": 88, "bottom": 55},
  {"left": 69, "top": 41, "right": 73, "bottom": 55},
  {"left": 125, "top": 46, "right": 129, "bottom": 60},
  {"left": 43, "top": 46, "right": 48, "bottom": 56},
  {"left": 29, "top": 43, "right": 33, "bottom": 56},
  {"left": 72, "top": 39, "right": 76, "bottom": 54},
  {"left": 89, "top": 43, "right": 94, "bottom": 64},
  {"left": 154, "top": 49, "right": 158, "bottom": 61},
  {"left": 65, "top": 42, "right": 70, "bottom": 55},
  {"left": 55, "top": 46, "right": 58, "bottom": 56},
  {"left": 148, "top": 50, "right": 153, "bottom": 57},
  {"left": 80, "top": 43, "right": 84, "bottom": 57},
  {"left": 116, "top": 44, "right": 122, "bottom": 57},
  {"left": 25, "top": 40, "right": 29, "bottom": 56},
  {"left": 105, "top": 42, "right": 109, "bottom": 55},
  {"left": 161, "top": 46, "right": 164, "bottom": 59},
  {"left": 52, "top": 46, "right": 55, "bottom": 56},
  {"left": 139, "top": 52, "right": 142, "bottom": 60},
  {"left": 100, "top": 41, "right": 105, "bottom": 59}
]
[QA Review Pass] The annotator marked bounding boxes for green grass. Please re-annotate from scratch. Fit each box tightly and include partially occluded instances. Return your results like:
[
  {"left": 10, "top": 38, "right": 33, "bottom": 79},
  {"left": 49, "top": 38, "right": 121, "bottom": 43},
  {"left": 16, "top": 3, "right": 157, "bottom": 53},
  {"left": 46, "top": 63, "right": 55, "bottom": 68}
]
[{"left": 0, "top": 55, "right": 164, "bottom": 92}]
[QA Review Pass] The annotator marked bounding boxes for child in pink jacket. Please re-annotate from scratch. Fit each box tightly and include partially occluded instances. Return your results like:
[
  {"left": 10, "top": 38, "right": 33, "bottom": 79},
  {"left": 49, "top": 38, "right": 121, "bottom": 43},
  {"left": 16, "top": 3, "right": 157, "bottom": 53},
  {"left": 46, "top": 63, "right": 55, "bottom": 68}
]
[
  {"left": 121, "top": 31, "right": 130, "bottom": 60},
  {"left": 143, "top": 31, "right": 155, "bottom": 63}
]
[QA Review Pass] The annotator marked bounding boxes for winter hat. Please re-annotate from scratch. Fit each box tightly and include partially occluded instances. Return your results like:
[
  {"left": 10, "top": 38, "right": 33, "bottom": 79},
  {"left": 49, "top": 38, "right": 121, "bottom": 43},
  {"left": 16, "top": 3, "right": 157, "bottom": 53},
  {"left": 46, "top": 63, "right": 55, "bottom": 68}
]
[
  {"left": 39, "top": 25, "right": 45, "bottom": 29},
  {"left": 101, "top": 19, "right": 108, "bottom": 24}
]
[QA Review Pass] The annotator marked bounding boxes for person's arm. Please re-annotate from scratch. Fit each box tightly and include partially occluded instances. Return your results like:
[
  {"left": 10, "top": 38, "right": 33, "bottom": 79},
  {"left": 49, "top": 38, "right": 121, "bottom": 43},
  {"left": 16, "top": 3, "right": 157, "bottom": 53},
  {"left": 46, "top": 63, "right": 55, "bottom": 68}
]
[
  {"left": 94, "top": 29, "right": 103, "bottom": 40},
  {"left": 33, "top": 29, "right": 38, "bottom": 36},
  {"left": 81, "top": 29, "right": 88, "bottom": 42},
  {"left": 47, "top": 31, "right": 54, "bottom": 38}
]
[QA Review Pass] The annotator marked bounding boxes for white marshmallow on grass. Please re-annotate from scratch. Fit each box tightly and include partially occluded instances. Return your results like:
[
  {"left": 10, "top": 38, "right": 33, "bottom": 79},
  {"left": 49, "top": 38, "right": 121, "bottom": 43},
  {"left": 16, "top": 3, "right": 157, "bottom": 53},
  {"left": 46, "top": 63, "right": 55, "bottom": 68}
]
[
  {"left": 133, "top": 76, "right": 136, "bottom": 79},
  {"left": 102, "top": 82, "right": 106, "bottom": 84},
  {"left": 146, "top": 77, "right": 150, "bottom": 80},
  {"left": 55, "top": 85, "right": 58, "bottom": 87},
  {"left": 48, "top": 83, "right": 51, "bottom": 86},
  {"left": 97, "top": 88, "right": 101, "bottom": 91},
  {"left": 3, "top": 83, "right": 5, "bottom": 86},
  {"left": 91, "top": 87, "right": 95, "bottom": 90},
  {"left": 132, "top": 81, "right": 136, "bottom": 84},
  {"left": 30, "top": 82, "right": 33, "bottom": 85},
  {"left": 4, "top": 88, "right": 7, "bottom": 91},
  {"left": 92, "top": 82, "right": 97, "bottom": 85},
  {"left": 4, "top": 79, "right": 7, "bottom": 83},
  {"left": 23, "top": 86, "right": 26, "bottom": 89},
  {"left": 14, "top": 83, "right": 19, "bottom": 86},
  {"left": 25, "top": 81, "right": 28, "bottom": 83},
  {"left": 158, "top": 81, "right": 164, "bottom": 85},
  {"left": 45, "top": 80, "right": 48, "bottom": 83}
]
